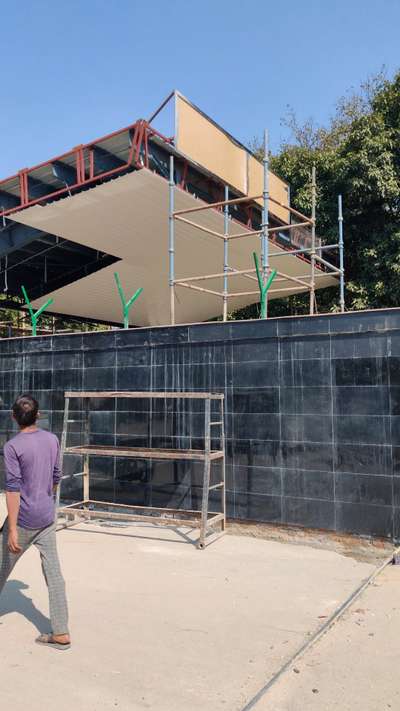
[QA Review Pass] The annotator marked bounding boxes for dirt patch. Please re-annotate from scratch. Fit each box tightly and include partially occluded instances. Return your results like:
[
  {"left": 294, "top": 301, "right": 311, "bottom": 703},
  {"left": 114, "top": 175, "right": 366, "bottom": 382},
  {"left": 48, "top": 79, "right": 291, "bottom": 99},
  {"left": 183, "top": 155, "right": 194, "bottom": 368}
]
[{"left": 227, "top": 519, "right": 393, "bottom": 565}]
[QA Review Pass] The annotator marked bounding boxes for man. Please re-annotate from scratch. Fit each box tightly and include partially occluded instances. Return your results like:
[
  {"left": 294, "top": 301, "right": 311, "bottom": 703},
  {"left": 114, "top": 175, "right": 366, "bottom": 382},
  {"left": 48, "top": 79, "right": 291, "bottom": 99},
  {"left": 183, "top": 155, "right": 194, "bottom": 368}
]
[{"left": 0, "top": 394, "right": 70, "bottom": 650}]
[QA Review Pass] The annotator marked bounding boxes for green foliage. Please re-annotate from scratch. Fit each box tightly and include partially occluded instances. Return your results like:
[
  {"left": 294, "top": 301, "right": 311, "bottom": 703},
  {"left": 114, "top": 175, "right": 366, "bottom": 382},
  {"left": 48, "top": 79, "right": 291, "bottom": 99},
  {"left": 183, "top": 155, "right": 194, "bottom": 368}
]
[{"left": 234, "top": 68, "right": 400, "bottom": 318}]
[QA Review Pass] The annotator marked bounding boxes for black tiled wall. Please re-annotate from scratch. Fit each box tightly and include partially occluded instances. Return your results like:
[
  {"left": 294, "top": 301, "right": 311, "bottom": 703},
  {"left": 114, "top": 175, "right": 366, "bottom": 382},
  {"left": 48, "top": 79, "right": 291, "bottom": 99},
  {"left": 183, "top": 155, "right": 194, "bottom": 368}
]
[{"left": 1, "top": 308, "right": 400, "bottom": 540}]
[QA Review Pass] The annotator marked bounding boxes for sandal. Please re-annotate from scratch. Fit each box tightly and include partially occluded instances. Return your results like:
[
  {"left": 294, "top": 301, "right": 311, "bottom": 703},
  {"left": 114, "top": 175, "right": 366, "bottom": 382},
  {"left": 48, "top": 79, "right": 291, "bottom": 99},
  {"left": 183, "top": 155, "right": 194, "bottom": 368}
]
[{"left": 35, "top": 633, "right": 71, "bottom": 651}]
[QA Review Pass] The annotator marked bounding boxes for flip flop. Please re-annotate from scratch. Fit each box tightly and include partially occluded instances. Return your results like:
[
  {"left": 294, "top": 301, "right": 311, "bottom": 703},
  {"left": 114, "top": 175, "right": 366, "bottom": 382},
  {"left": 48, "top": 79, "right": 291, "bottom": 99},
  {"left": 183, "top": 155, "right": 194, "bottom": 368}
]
[{"left": 35, "top": 633, "right": 71, "bottom": 651}]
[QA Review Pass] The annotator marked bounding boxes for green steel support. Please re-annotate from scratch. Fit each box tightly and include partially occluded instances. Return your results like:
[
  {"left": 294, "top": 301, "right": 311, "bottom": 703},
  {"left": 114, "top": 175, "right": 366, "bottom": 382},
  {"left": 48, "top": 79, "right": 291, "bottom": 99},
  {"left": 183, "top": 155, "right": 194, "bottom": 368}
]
[
  {"left": 253, "top": 252, "right": 277, "bottom": 319},
  {"left": 114, "top": 272, "right": 143, "bottom": 329},
  {"left": 21, "top": 285, "right": 53, "bottom": 337}
]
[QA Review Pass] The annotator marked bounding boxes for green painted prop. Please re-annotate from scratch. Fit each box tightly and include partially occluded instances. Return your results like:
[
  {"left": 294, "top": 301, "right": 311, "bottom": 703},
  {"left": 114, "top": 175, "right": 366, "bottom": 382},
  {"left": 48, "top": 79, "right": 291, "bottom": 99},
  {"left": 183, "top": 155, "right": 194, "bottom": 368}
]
[
  {"left": 21, "top": 286, "right": 54, "bottom": 337},
  {"left": 253, "top": 252, "right": 277, "bottom": 319},
  {"left": 114, "top": 272, "right": 143, "bottom": 329}
]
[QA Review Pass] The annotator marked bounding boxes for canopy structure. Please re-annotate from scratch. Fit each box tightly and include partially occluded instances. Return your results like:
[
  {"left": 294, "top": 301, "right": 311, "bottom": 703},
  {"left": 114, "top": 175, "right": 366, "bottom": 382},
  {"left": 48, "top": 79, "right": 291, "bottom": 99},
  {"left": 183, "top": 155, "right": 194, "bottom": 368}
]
[{"left": 0, "top": 92, "right": 340, "bottom": 327}]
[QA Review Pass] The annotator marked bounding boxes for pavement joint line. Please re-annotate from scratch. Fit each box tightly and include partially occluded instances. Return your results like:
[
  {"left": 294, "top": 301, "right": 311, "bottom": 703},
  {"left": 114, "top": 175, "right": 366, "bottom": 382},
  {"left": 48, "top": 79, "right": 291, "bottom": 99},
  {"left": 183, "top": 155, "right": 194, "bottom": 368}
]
[{"left": 240, "top": 543, "right": 400, "bottom": 711}]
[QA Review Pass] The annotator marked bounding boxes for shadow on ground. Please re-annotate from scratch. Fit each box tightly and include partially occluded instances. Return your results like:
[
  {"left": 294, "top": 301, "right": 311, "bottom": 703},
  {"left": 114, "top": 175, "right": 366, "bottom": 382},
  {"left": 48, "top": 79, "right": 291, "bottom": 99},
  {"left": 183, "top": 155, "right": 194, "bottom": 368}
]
[{"left": 0, "top": 580, "right": 50, "bottom": 633}]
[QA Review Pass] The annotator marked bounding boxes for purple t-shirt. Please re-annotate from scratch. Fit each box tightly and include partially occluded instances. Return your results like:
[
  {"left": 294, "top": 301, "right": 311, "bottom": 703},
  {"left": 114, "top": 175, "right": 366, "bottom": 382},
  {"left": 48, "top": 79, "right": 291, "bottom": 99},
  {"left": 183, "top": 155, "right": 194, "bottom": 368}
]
[{"left": 4, "top": 429, "right": 61, "bottom": 530}]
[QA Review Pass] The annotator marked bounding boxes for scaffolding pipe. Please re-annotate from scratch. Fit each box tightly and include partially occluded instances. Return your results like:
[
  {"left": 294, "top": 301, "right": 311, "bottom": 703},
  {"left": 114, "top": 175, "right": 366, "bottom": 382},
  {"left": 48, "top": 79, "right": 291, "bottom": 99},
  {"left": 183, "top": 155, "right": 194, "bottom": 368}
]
[
  {"left": 338, "top": 194, "right": 345, "bottom": 313},
  {"left": 309, "top": 165, "right": 317, "bottom": 314},
  {"left": 175, "top": 282, "right": 223, "bottom": 297},
  {"left": 223, "top": 186, "right": 229, "bottom": 321},
  {"left": 267, "top": 243, "right": 339, "bottom": 259},
  {"left": 174, "top": 215, "right": 225, "bottom": 240},
  {"left": 169, "top": 156, "right": 175, "bottom": 324},
  {"left": 262, "top": 128, "right": 269, "bottom": 317},
  {"left": 313, "top": 253, "right": 341, "bottom": 273}
]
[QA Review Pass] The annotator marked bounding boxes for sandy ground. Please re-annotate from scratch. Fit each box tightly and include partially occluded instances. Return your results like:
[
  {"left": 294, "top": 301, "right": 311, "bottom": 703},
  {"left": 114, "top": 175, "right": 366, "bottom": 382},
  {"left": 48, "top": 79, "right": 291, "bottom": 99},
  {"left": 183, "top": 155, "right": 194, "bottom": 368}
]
[
  {"left": 0, "top": 492, "right": 386, "bottom": 711},
  {"left": 255, "top": 564, "right": 400, "bottom": 710}
]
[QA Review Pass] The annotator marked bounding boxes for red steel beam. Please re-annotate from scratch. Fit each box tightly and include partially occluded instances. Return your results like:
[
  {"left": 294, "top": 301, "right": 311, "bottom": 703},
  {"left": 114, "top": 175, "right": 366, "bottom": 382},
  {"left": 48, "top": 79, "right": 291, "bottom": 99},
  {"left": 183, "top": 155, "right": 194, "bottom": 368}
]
[{"left": 0, "top": 119, "right": 173, "bottom": 218}]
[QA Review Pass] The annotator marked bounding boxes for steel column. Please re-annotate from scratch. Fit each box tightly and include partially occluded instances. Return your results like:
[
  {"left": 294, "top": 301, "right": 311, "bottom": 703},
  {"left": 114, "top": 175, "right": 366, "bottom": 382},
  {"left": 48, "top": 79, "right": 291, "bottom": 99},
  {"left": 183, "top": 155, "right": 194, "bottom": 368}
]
[
  {"left": 199, "top": 398, "right": 212, "bottom": 549},
  {"left": 56, "top": 396, "right": 70, "bottom": 514},
  {"left": 309, "top": 165, "right": 317, "bottom": 314},
  {"left": 262, "top": 129, "right": 269, "bottom": 318},
  {"left": 223, "top": 186, "right": 229, "bottom": 321},
  {"left": 338, "top": 194, "right": 345, "bottom": 313},
  {"left": 169, "top": 155, "right": 175, "bottom": 325}
]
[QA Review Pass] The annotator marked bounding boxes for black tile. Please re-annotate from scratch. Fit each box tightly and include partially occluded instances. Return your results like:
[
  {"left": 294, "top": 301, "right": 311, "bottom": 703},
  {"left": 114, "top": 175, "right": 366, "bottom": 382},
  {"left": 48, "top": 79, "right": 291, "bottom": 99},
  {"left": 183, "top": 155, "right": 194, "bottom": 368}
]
[
  {"left": 116, "top": 347, "right": 151, "bottom": 367},
  {"left": 331, "top": 333, "right": 389, "bottom": 359},
  {"left": 22, "top": 336, "right": 53, "bottom": 353},
  {"left": 333, "top": 386, "right": 389, "bottom": 416},
  {"left": 233, "top": 439, "right": 280, "bottom": 468},
  {"left": 52, "top": 334, "right": 83, "bottom": 351},
  {"left": 392, "top": 447, "right": 400, "bottom": 475},
  {"left": 116, "top": 366, "right": 150, "bottom": 390},
  {"left": 335, "top": 502, "right": 393, "bottom": 538},
  {"left": 83, "top": 367, "right": 115, "bottom": 391},
  {"left": 394, "top": 508, "right": 400, "bottom": 541},
  {"left": 389, "top": 387, "right": 400, "bottom": 415},
  {"left": 23, "top": 353, "right": 53, "bottom": 370},
  {"left": 189, "top": 322, "right": 230, "bottom": 343},
  {"left": 151, "top": 326, "right": 189, "bottom": 345},
  {"left": 232, "top": 388, "right": 279, "bottom": 414},
  {"left": 280, "top": 335, "right": 330, "bottom": 360},
  {"left": 282, "top": 469, "right": 334, "bottom": 500},
  {"left": 334, "top": 415, "right": 390, "bottom": 445},
  {"left": 278, "top": 315, "right": 330, "bottom": 337},
  {"left": 234, "top": 492, "right": 282, "bottom": 523},
  {"left": 280, "top": 358, "right": 331, "bottom": 387},
  {"left": 116, "top": 411, "right": 150, "bottom": 437},
  {"left": 281, "top": 415, "right": 332, "bottom": 443},
  {"left": 335, "top": 443, "right": 392, "bottom": 476},
  {"left": 280, "top": 387, "right": 331, "bottom": 415},
  {"left": 233, "top": 413, "right": 280, "bottom": 441},
  {"left": 233, "top": 360, "right": 278, "bottom": 387},
  {"left": 53, "top": 368, "right": 82, "bottom": 390},
  {"left": 234, "top": 466, "right": 281, "bottom": 496},
  {"left": 22, "top": 370, "right": 53, "bottom": 391},
  {"left": 53, "top": 352, "right": 82, "bottom": 370},
  {"left": 334, "top": 357, "right": 388, "bottom": 386},
  {"left": 390, "top": 417, "right": 400, "bottom": 446},
  {"left": 230, "top": 320, "right": 278, "bottom": 340},
  {"left": 84, "top": 350, "right": 116, "bottom": 368},
  {"left": 232, "top": 340, "right": 278, "bottom": 363},
  {"left": 89, "top": 411, "right": 115, "bottom": 434},
  {"left": 115, "top": 328, "right": 151, "bottom": 348},
  {"left": 335, "top": 472, "right": 393, "bottom": 506},
  {"left": 392, "top": 478, "right": 400, "bottom": 507},
  {"left": 281, "top": 441, "right": 333, "bottom": 472},
  {"left": 329, "top": 310, "right": 400, "bottom": 335},
  {"left": 283, "top": 497, "right": 335, "bottom": 530},
  {"left": 82, "top": 331, "right": 116, "bottom": 350}
]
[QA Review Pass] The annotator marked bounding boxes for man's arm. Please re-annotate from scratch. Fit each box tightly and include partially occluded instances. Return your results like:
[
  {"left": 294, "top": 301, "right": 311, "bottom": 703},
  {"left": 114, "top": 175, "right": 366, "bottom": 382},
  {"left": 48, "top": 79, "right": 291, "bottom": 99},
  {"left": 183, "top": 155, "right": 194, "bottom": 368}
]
[
  {"left": 52, "top": 438, "right": 62, "bottom": 495},
  {"left": 5, "top": 492, "right": 22, "bottom": 553},
  {"left": 4, "top": 443, "right": 23, "bottom": 554}
]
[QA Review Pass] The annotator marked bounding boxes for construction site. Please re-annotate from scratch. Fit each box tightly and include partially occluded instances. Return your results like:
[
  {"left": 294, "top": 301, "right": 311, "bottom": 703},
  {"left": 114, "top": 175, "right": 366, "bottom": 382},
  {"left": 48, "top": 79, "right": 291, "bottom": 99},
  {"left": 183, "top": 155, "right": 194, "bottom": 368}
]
[{"left": 1, "top": 88, "right": 400, "bottom": 710}]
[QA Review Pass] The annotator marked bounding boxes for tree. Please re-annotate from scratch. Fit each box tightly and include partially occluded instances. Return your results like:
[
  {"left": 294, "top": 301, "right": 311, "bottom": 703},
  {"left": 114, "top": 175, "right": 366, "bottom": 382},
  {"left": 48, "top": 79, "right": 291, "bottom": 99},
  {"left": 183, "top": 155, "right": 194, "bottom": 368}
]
[{"left": 235, "top": 69, "right": 400, "bottom": 318}]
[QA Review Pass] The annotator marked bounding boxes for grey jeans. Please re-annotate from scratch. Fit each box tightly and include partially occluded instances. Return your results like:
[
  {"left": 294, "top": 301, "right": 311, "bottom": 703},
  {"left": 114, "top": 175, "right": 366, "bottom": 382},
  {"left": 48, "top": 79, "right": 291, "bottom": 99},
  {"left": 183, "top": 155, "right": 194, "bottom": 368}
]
[{"left": 0, "top": 519, "right": 69, "bottom": 635}]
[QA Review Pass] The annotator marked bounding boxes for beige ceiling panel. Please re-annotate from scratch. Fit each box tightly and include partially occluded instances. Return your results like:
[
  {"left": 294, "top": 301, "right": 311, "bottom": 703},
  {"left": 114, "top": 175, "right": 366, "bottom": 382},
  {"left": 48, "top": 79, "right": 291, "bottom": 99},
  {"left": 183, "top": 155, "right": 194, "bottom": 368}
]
[
  {"left": 175, "top": 94, "right": 291, "bottom": 224},
  {"left": 248, "top": 154, "right": 290, "bottom": 224},
  {"left": 11, "top": 170, "right": 336, "bottom": 326},
  {"left": 176, "top": 95, "right": 248, "bottom": 194}
]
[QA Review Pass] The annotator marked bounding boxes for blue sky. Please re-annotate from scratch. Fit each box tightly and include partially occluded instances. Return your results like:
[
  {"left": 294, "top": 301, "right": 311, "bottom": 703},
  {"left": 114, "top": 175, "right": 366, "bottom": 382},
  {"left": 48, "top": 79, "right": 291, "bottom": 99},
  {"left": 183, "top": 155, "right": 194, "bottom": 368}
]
[{"left": 1, "top": 0, "right": 399, "bottom": 177}]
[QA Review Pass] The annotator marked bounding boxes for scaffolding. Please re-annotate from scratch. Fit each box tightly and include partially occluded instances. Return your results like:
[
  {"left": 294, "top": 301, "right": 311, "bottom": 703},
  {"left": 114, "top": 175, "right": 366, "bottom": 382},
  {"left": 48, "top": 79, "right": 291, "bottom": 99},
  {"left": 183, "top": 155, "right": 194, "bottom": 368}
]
[
  {"left": 57, "top": 391, "right": 226, "bottom": 550},
  {"left": 168, "top": 131, "right": 345, "bottom": 323}
]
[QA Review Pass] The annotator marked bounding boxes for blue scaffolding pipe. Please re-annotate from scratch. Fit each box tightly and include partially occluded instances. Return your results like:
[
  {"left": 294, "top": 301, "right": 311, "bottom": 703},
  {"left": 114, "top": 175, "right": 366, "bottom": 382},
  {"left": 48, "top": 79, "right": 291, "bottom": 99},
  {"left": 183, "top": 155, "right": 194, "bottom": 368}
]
[
  {"left": 169, "top": 155, "right": 175, "bottom": 324},
  {"left": 223, "top": 185, "right": 229, "bottom": 321},
  {"left": 338, "top": 194, "right": 345, "bottom": 312},
  {"left": 262, "top": 128, "right": 269, "bottom": 318},
  {"left": 309, "top": 165, "right": 317, "bottom": 314}
]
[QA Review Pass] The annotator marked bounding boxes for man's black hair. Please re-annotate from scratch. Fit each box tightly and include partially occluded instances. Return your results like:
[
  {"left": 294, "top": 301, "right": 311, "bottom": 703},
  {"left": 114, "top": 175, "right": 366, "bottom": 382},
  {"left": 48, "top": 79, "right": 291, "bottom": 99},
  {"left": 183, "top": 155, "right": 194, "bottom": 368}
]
[{"left": 12, "top": 394, "right": 39, "bottom": 428}]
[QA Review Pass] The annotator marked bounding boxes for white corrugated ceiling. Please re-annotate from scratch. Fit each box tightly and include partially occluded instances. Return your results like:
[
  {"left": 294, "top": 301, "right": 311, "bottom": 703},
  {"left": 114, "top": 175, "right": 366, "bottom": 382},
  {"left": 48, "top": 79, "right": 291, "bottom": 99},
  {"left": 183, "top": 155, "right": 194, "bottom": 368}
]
[{"left": 10, "top": 169, "right": 336, "bottom": 326}]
